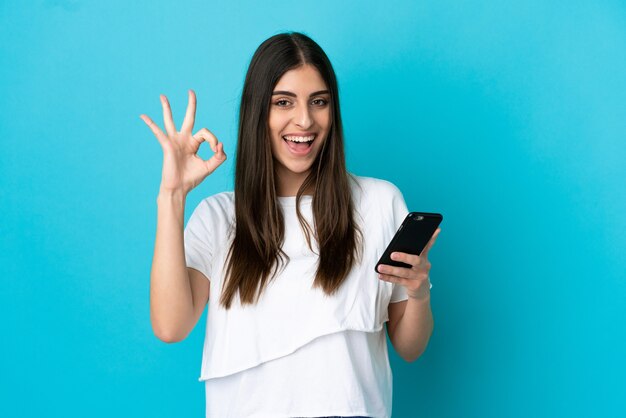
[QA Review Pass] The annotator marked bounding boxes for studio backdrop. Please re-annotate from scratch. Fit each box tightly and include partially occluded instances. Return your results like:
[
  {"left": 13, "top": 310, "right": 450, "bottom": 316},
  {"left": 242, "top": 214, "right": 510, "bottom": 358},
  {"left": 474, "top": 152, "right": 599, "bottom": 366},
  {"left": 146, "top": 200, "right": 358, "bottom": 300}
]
[{"left": 1, "top": 1, "right": 624, "bottom": 417}]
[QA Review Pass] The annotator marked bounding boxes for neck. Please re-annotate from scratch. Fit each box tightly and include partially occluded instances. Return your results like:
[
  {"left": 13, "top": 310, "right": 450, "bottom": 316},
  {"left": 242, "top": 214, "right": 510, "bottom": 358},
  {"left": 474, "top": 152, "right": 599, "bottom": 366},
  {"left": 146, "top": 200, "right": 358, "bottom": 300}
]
[{"left": 276, "top": 169, "right": 313, "bottom": 197}]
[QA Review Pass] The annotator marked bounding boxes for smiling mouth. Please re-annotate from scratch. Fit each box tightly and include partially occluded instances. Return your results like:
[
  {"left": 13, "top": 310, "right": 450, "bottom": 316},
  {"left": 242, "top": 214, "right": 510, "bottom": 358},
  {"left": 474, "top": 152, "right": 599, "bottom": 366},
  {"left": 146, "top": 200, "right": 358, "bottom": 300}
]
[
  {"left": 282, "top": 135, "right": 315, "bottom": 152},
  {"left": 282, "top": 134, "right": 316, "bottom": 144},
  {"left": 282, "top": 134, "right": 317, "bottom": 157}
]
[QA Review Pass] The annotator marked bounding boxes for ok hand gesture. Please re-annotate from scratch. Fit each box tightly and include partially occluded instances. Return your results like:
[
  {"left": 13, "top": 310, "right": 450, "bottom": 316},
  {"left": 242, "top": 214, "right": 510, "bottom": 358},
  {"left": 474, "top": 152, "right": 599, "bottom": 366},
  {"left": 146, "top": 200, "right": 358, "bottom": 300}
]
[{"left": 140, "top": 90, "right": 226, "bottom": 195}]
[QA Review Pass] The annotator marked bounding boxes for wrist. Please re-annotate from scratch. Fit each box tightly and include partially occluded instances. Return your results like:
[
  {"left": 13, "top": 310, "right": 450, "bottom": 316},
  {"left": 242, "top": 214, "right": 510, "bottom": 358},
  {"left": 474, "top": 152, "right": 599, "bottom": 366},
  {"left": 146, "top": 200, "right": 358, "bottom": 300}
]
[
  {"left": 407, "top": 277, "right": 431, "bottom": 300},
  {"left": 407, "top": 290, "right": 430, "bottom": 301},
  {"left": 157, "top": 187, "right": 187, "bottom": 203}
]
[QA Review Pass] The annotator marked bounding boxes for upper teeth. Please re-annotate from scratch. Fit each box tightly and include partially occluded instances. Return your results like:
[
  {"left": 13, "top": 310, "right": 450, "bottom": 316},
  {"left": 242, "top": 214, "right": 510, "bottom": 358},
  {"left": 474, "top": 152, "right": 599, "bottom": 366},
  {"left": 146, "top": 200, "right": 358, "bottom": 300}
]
[{"left": 284, "top": 135, "right": 315, "bottom": 142}]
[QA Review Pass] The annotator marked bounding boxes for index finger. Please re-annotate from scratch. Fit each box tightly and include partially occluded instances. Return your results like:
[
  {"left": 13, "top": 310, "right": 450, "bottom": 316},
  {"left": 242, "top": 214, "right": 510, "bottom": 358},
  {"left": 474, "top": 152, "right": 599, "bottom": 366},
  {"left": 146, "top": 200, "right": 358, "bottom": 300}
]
[{"left": 181, "top": 89, "right": 196, "bottom": 134}]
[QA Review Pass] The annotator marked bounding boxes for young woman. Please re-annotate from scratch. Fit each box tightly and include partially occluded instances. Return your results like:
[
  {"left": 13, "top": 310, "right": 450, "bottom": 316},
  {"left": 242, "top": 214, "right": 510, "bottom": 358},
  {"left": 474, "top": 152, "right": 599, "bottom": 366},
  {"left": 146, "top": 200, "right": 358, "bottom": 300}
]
[{"left": 141, "top": 31, "right": 440, "bottom": 418}]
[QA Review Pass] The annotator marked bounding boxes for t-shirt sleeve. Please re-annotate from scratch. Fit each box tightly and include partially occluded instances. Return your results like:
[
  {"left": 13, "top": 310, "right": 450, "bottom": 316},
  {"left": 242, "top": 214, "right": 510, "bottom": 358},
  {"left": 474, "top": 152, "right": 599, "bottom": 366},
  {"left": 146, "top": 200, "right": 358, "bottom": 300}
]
[
  {"left": 387, "top": 183, "right": 432, "bottom": 303},
  {"left": 390, "top": 281, "right": 409, "bottom": 303},
  {"left": 183, "top": 200, "right": 213, "bottom": 281}
]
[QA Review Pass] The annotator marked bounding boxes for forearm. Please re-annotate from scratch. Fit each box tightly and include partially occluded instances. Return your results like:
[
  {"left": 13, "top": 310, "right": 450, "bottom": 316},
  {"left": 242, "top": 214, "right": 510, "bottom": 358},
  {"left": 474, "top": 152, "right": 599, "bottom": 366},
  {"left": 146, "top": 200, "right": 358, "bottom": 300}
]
[
  {"left": 391, "top": 294, "right": 434, "bottom": 362},
  {"left": 150, "top": 188, "right": 194, "bottom": 342}
]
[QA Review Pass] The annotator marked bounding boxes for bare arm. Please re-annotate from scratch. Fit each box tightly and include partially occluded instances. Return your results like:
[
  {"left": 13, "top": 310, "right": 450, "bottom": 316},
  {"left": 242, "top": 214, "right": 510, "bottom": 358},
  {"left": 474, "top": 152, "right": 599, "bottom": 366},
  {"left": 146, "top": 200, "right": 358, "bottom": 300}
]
[
  {"left": 150, "top": 189, "right": 210, "bottom": 343},
  {"left": 379, "top": 228, "right": 441, "bottom": 361},
  {"left": 141, "top": 90, "right": 226, "bottom": 343},
  {"left": 388, "top": 296, "right": 434, "bottom": 362},
  {"left": 386, "top": 299, "right": 407, "bottom": 345}
]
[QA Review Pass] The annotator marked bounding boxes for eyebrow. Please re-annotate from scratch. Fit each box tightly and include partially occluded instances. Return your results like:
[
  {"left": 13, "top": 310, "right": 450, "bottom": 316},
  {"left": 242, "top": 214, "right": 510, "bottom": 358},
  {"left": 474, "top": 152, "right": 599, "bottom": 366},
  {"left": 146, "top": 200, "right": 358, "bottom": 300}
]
[{"left": 271, "top": 90, "right": 330, "bottom": 97}]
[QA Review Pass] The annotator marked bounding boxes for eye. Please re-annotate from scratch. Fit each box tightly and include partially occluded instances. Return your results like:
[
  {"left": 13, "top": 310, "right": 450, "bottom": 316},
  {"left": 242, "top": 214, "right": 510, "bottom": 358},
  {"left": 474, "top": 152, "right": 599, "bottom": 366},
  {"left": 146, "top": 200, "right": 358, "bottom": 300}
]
[
  {"left": 274, "top": 99, "right": 291, "bottom": 107},
  {"left": 312, "top": 98, "right": 328, "bottom": 106}
]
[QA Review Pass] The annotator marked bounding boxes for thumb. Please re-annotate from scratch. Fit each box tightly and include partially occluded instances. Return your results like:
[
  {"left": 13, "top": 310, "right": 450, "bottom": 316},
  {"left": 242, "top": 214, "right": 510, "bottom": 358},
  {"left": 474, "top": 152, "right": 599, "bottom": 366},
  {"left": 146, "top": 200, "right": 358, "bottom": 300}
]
[{"left": 203, "top": 141, "right": 227, "bottom": 175}]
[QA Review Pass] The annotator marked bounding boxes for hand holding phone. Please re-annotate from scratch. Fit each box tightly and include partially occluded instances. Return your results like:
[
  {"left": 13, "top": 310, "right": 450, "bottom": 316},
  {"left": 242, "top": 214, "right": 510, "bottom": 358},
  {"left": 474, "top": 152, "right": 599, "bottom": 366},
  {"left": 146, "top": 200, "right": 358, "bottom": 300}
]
[{"left": 375, "top": 212, "right": 443, "bottom": 273}]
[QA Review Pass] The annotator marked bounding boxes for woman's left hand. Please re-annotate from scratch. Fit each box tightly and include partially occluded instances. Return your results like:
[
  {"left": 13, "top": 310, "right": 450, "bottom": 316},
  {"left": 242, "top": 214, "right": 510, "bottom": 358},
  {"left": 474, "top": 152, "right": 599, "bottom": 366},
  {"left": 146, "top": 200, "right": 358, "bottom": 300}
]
[{"left": 377, "top": 227, "right": 441, "bottom": 300}]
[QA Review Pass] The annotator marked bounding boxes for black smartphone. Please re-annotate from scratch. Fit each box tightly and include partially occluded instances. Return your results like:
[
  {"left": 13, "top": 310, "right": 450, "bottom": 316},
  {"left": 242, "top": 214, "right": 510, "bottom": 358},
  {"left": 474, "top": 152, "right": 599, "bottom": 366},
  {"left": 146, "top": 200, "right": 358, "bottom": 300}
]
[{"left": 375, "top": 212, "right": 443, "bottom": 272}]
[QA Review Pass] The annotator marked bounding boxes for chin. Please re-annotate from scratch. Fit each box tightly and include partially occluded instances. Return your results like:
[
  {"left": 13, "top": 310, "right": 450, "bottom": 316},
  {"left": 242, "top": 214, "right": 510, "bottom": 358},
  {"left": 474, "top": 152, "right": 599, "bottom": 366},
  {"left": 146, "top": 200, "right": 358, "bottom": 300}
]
[
  {"left": 275, "top": 157, "right": 315, "bottom": 175},
  {"left": 284, "top": 162, "right": 314, "bottom": 175}
]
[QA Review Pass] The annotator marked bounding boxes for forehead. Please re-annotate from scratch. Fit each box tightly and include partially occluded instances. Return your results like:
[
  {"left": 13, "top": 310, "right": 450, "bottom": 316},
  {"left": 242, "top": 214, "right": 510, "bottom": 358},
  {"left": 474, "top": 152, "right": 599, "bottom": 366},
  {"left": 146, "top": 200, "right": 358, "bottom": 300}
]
[{"left": 274, "top": 64, "right": 328, "bottom": 93}]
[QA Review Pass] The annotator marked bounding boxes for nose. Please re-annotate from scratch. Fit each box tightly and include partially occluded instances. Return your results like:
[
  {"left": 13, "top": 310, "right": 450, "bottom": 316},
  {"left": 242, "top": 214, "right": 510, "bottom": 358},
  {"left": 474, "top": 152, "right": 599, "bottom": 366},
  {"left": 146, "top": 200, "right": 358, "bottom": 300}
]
[{"left": 294, "top": 103, "right": 313, "bottom": 129}]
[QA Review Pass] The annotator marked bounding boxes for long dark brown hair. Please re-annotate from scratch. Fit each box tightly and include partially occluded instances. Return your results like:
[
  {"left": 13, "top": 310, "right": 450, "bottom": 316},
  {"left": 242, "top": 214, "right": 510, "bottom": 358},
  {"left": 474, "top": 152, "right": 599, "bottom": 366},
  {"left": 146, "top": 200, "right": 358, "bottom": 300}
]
[{"left": 219, "top": 31, "right": 363, "bottom": 309}]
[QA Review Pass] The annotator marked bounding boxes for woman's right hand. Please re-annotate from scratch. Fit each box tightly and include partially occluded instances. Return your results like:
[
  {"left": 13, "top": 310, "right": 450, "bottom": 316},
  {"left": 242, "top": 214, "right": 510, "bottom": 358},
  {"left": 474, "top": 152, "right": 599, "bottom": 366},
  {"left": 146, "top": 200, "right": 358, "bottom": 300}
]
[{"left": 140, "top": 90, "right": 227, "bottom": 196}]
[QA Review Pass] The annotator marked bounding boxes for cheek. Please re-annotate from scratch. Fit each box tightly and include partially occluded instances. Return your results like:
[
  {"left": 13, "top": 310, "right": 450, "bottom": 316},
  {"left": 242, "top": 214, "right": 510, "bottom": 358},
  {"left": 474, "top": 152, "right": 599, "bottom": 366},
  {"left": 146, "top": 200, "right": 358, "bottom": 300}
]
[
  {"left": 267, "top": 117, "right": 283, "bottom": 143},
  {"left": 319, "top": 111, "right": 331, "bottom": 131},
  {"left": 319, "top": 115, "right": 332, "bottom": 139},
  {"left": 267, "top": 120, "right": 278, "bottom": 137},
  {"left": 268, "top": 111, "right": 281, "bottom": 131}
]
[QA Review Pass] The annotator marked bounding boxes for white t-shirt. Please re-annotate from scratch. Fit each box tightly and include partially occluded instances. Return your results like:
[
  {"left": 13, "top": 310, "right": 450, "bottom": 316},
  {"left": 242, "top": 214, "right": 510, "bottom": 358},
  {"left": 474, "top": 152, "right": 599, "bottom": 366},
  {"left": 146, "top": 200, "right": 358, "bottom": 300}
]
[{"left": 184, "top": 174, "right": 431, "bottom": 418}]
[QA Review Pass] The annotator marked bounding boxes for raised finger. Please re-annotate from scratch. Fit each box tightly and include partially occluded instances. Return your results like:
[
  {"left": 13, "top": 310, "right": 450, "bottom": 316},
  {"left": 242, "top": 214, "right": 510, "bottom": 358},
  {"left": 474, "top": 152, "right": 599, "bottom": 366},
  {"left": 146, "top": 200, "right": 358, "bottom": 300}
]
[
  {"left": 181, "top": 89, "right": 196, "bottom": 134},
  {"left": 139, "top": 114, "right": 166, "bottom": 146},
  {"left": 421, "top": 228, "right": 441, "bottom": 257},
  {"left": 160, "top": 94, "right": 176, "bottom": 137}
]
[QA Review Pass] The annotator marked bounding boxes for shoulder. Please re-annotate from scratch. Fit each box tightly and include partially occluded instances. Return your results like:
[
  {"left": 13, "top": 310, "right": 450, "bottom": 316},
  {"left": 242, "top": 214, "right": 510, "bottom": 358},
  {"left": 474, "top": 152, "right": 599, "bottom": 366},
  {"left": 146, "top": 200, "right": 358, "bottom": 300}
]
[
  {"left": 202, "top": 190, "right": 234, "bottom": 208},
  {"left": 348, "top": 173, "right": 404, "bottom": 201},
  {"left": 191, "top": 191, "right": 235, "bottom": 218}
]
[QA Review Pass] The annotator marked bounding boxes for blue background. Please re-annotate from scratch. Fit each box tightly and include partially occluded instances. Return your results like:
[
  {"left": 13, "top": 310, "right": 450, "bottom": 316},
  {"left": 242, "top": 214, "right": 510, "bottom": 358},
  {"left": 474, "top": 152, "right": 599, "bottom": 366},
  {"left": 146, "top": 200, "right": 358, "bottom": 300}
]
[{"left": 1, "top": 1, "right": 625, "bottom": 417}]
